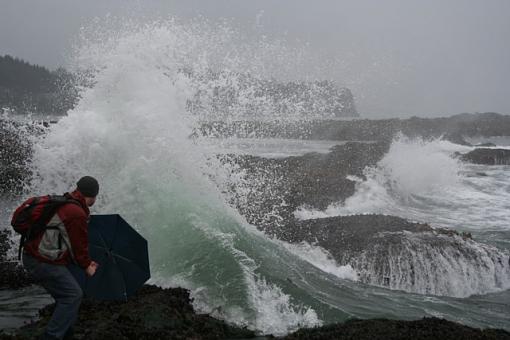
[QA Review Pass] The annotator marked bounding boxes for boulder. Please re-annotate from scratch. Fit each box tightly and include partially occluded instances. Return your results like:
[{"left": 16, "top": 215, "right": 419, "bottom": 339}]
[
  {"left": 285, "top": 215, "right": 510, "bottom": 297},
  {"left": 461, "top": 148, "right": 510, "bottom": 165}
]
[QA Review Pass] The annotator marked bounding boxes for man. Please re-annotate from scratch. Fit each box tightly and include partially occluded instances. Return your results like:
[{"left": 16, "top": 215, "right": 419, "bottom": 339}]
[{"left": 22, "top": 176, "right": 100, "bottom": 340}]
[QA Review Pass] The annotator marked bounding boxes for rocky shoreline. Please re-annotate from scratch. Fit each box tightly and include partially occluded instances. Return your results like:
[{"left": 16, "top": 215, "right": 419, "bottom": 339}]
[
  {"left": 2, "top": 112, "right": 510, "bottom": 338},
  {"left": 1, "top": 282, "right": 509, "bottom": 339},
  {"left": 199, "top": 112, "right": 510, "bottom": 141},
  {"left": 221, "top": 140, "right": 510, "bottom": 296},
  {"left": 0, "top": 285, "right": 256, "bottom": 340}
]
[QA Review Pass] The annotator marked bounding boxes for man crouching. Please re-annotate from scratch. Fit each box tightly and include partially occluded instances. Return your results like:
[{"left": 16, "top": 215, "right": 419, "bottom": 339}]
[{"left": 21, "top": 176, "right": 100, "bottom": 340}]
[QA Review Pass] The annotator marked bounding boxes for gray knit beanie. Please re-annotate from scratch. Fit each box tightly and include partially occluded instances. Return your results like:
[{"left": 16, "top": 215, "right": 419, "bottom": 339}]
[{"left": 77, "top": 176, "right": 99, "bottom": 197}]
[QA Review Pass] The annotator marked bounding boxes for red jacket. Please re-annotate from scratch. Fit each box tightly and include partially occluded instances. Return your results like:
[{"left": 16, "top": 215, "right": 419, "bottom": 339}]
[{"left": 24, "top": 190, "right": 92, "bottom": 269}]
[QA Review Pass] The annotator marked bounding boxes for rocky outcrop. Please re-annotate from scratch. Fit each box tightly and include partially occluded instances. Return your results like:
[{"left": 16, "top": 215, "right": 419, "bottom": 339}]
[
  {"left": 0, "top": 119, "right": 34, "bottom": 196},
  {"left": 0, "top": 229, "right": 33, "bottom": 289},
  {"left": 475, "top": 142, "right": 497, "bottom": 147},
  {"left": 0, "top": 117, "right": 52, "bottom": 196},
  {"left": 222, "top": 141, "right": 389, "bottom": 234},
  {"left": 281, "top": 215, "right": 432, "bottom": 249},
  {"left": 221, "top": 138, "right": 510, "bottom": 297},
  {"left": 283, "top": 317, "right": 510, "bottom": 340},
  {"left": 0, "top": 230, "right": 9, "bottom": 261},
  {"left": 0, "top": 285, "right": 256, "bottom": 339},
  {"left": 2, "top": 285, "right": 509, "bottom": 339},
  {"left": 282, "top": 215, "right": 510, "bottom": 297},
  {"left": 461, "top": 148, "right": 510, "bottom": 165},
  {"left": 200, "top": 112, "right": 510, "bottom": 142},
  {"left": 442, "top": 132, "right": 472, "bottom": 146},
  {"left": 224, "top": 142, "right": 510, "bottom": 295}
]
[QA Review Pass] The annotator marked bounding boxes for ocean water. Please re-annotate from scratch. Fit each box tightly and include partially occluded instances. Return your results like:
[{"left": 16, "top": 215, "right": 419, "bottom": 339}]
[{"left": 1, "top": 19, "right": 510, "bottom": 335}]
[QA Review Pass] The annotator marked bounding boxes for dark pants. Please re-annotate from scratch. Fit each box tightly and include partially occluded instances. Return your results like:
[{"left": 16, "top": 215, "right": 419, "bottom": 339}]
[{"left": 23, "top": 254, "right": 82, "bottom": 340}]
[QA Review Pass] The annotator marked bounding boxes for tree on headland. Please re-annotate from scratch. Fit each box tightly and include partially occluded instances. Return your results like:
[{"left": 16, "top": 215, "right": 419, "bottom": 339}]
[{"left": 0, "top": 55, "right": 78, "bottom": 115}]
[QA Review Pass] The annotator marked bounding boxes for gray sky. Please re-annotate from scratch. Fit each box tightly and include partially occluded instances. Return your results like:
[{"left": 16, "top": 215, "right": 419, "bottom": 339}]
[{"left": 1, "top": 0, "right": 509, "bottom": 117}]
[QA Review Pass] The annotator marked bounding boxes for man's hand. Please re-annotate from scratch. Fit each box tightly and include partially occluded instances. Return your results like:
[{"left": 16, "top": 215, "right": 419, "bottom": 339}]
[{"left": 85, "top": 261, "right": 99, "bottom": 277}]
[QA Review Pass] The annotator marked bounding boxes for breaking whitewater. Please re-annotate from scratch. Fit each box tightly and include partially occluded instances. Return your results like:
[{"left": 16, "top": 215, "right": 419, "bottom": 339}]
[{"left": 1, "top": 19, "right": 510, "bottom": 335}]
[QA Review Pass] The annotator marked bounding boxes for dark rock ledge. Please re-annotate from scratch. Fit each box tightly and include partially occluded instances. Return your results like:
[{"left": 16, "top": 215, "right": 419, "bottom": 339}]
[
  {"left": 0, "top": 230, "right": 32, "bottom": 289},
  {"left": 284, "top": 318, "right": 510, "bottom": 340},
  {"left": 0, "top": 285, "right": 255, "bottom": 340},
  {"left": 1, "top": 285, "right": 509, "bottom": 339},
  {"left": 460, "top": 148, "right": 510, "bottom": 165}
]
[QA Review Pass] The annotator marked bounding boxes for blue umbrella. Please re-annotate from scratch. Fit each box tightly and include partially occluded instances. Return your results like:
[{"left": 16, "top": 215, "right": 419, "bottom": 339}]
[{"left": 68, "top": 214, "right": 150, "bottom": 301}]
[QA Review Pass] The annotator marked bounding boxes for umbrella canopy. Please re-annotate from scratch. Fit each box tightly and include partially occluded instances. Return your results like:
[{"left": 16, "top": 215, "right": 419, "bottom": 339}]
[{"left": 68, "top": 214, "right": 150, "bottom": 301}]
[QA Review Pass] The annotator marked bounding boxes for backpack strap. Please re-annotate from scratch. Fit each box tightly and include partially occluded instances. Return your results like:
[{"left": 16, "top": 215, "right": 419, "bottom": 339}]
[{"left": 18, "top": 234, "right": 26, "bottom": 262}]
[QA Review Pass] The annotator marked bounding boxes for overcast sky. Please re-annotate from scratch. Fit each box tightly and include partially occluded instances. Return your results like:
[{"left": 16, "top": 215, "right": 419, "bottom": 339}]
[{"left": 1, "top": 0, "right": 509, "bottom": 117}]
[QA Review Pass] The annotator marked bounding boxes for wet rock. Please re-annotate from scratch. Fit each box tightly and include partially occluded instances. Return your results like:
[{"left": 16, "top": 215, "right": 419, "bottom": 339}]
[
  {"left": 0, "top": 118, "right": 49, "bottom": 195},
  {"left": 225, "top": 141, "right": 389, "bottom": 234},
  {"left": 435, "top": 227, "right": 472, "bottom": 240},
  {"left": 285, "top": 142, "right": 389, "bottom": 209},
  {"left": 461, "top": 148, "right": 510, "bottom": 165},
  {"left": 1, "top": 232, "right": 252, "bottom": 339},
  {"left": 465, "top": 172, "right": 488, "bottom": 177},
  {"left": 282, "top": 317, "right": 510, "bottom": 340},
  {"left": 0, "top": 119, "right": 32, "bottom": 195},
  {"left": 0, "top": 229, "right": 9, "bottom": 261},
  {"left": 0, "top": 285, "right": 256, "bottom": 340},
  {"left": 0, "top": 262, "right": 31, "bottom": 290},
  {"left": 280, "top": 215, "right": 432, "bottom": 253},
  {"left": 3, "top": 287, "right": 509, "bottom": 339},
  {"left": 442, "top": 132, "right": 472, "bottom": 146},
  {"left": 283, "top": 215, "right": 510, "bottom": 297},
  {"left": 227, "top": 143, "right": 510, "bottom": 295},
  {"left": 201, "top": 112, "right": 510, "bottom": 141},
  {"left": 0, "top": 230, "right": 33, "bottom": 289}
]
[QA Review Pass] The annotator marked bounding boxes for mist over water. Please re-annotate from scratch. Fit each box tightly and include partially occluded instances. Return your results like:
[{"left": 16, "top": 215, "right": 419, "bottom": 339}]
[{"left": 9, "top": 18, "right": 510, "bottom": 334}]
